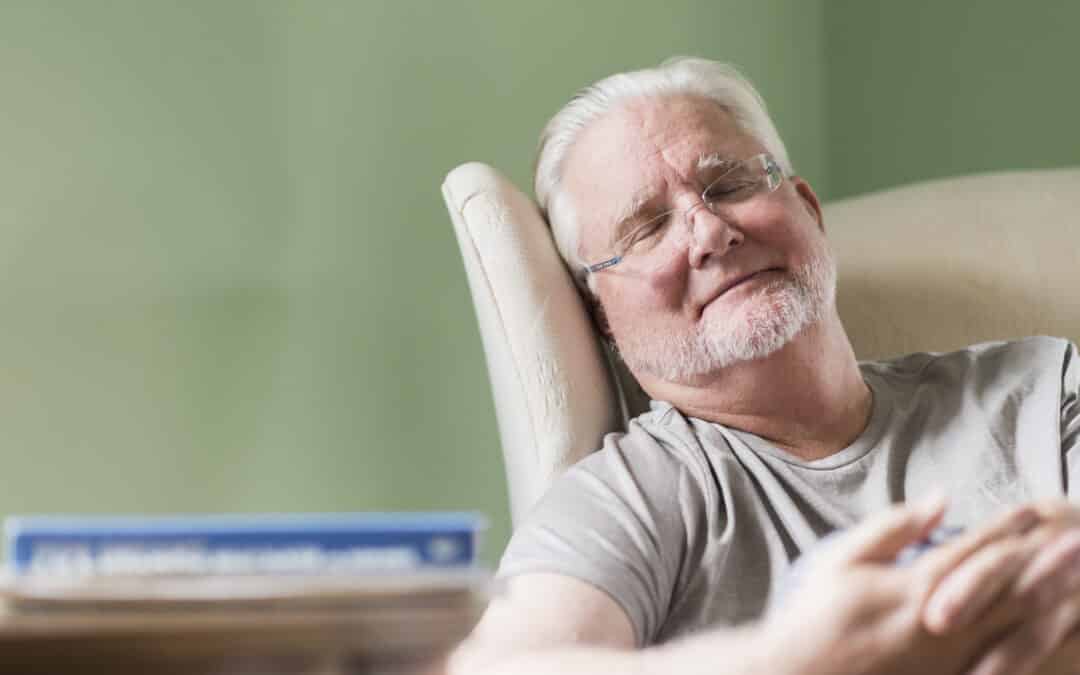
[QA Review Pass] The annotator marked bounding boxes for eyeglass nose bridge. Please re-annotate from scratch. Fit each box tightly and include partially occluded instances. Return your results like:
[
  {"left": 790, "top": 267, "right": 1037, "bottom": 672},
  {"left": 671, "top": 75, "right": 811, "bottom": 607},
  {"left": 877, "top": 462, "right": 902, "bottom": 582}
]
[
  {"left": 683, "top": 199, "right": 711, "bottom": 224},
  {"left": 676, "top": 196, "right": 732, "bottom": 246}
]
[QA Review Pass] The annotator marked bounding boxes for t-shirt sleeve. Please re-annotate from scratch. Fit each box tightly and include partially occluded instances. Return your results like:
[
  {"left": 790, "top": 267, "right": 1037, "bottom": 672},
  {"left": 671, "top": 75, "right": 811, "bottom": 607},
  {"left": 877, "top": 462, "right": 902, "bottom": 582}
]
[
  {"left": 1062, "top": 341, "right": 1080, "bottom": 495},
  {"left": 495, "top": 422, "right": 709, "bottom": 647}
]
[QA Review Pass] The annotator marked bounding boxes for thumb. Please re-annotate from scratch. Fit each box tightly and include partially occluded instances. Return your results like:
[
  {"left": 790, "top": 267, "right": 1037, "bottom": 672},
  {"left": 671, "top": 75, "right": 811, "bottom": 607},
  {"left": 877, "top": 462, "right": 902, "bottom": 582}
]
[{"left": 833, "top": 494, "right": 948, "bottom": 565}]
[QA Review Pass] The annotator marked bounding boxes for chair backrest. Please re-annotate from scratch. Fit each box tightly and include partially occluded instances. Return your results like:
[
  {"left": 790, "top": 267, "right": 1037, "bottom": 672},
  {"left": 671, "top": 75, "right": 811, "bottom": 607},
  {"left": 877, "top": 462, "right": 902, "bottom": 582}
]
[{"left": 442, "top": 164, "right": 1080, "bottom": 525}]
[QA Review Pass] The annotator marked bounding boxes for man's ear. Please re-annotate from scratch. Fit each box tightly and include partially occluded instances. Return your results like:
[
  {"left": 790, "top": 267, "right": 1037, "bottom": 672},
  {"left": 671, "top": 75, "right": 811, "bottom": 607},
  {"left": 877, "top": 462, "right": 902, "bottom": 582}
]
[{"left": 791, "top": 177, "right": 825, "bottom": 233}]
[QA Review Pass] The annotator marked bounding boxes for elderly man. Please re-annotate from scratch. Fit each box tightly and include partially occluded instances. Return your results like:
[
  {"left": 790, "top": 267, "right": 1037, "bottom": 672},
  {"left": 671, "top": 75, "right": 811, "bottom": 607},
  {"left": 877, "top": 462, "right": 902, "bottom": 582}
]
[{"left": 450, "top": 58, "right": 1080, "bottom": 675}]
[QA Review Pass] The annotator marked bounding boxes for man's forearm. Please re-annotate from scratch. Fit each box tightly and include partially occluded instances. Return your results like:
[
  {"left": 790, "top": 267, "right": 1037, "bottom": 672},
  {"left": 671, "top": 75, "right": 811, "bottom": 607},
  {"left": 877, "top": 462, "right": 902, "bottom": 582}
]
[{"left": 447, "top": 624, "right": 779, "bottom": 675}]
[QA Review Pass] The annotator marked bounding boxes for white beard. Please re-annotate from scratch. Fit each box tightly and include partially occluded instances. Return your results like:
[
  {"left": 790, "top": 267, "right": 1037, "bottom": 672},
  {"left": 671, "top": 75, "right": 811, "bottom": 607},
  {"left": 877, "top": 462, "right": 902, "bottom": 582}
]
[{"left": 614, "top": 246, "right": 837, "bottom": 383}]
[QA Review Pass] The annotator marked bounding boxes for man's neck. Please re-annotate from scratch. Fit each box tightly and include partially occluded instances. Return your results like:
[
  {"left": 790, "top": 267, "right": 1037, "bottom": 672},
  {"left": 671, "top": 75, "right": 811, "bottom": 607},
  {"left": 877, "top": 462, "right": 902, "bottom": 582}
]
[{"left": 637, "top": 313, "right": 872, "bottom": 462}]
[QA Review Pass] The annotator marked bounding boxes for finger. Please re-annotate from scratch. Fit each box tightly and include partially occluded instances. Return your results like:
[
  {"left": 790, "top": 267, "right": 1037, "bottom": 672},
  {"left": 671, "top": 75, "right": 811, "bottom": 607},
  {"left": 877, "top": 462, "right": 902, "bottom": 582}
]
[
  {"left": 967, "top": 623, "right": 1052, "bottom": 675},
  {"left": 922, "top": 509, "right": 1051, "bottom": 633},
  {"left": 1042, "top": 630, "right": 1080, "bottom": 672},
  {"left": 970, "top": 532, "right": 1080, "bottom": 656},
  {"left": 922, "top": 538, "right": 1028, "bottom": 634},
  {"left": 835, "top": 493, "right": 947, "bottom": 565},
  {"left": 916, "top": 505, "right": 1040, "bottom": 593},
  {"left": 1030, "top": 499, "right": 1080, "bottom": 527},
  {"left": 1013, "top": 529, "right": 1080, "bottom": 599},
  {"left": 967, "top": 597, "right": 1080, "bottom": 675}
]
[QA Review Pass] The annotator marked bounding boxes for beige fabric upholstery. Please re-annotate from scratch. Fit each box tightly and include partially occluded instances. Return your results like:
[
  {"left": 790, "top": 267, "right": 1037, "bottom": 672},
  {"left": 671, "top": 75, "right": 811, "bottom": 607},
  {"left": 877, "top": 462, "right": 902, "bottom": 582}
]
[
  {"left": 443, "top": 165, "right": 1080, "bottom": 525},
  {"left": 828, "top": 169, "right": 1080, "bottom": 359},
  {"left": 442, "top": 164, "right": 626, "bottom": 524}
]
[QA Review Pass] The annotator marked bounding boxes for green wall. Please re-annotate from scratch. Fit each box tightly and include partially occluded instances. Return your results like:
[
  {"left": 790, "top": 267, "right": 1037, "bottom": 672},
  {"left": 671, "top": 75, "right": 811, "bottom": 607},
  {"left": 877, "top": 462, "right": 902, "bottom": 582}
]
[
  {"left": 4, "top": 1, "right": 1073, "bottom": 563},
  {"left": 0, "top": 1, "right": 826, "bottom": 562},
  {"left": 825, "top": 2, "right": 1080, "bottom": 199}
]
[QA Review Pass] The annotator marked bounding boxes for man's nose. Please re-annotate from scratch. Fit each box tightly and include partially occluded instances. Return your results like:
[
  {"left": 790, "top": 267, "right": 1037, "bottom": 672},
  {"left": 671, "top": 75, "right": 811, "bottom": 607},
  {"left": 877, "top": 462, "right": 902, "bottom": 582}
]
[{"left": 687, "top": 206, "right": 743, "bottom": 268}]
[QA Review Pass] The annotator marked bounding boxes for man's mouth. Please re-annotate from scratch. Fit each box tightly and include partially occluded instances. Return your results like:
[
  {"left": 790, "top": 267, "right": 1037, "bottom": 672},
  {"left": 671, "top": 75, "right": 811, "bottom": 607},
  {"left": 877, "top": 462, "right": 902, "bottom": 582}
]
[
  {"left": 723, "top": 266, "right": 783, "bottom": 294},
  {"left": 700, "top": 267, "right": 784, "bottom": 315}
]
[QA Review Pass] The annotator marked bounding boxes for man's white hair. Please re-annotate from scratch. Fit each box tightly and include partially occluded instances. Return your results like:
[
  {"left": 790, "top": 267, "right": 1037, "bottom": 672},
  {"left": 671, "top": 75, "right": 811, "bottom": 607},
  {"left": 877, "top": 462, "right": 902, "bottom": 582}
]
[{"left": 534, "top": 57, "right": 794, "bottom": 282}]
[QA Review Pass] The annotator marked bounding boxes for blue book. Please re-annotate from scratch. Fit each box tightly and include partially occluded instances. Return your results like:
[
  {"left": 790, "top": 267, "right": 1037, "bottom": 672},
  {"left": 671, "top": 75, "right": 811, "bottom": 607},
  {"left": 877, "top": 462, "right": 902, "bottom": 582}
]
[{"left": 5, "top": 512, "right": 486, "bottom": 578}]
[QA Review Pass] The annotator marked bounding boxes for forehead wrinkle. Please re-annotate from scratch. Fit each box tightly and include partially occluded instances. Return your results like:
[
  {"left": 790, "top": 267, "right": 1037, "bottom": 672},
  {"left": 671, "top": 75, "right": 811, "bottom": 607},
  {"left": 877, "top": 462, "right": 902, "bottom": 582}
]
[
  {"left": 605, "top": 136, "right": 671, "bottom": 242},
  {"left": 593, "top": 98, "right": 738, "bottom": 248}
]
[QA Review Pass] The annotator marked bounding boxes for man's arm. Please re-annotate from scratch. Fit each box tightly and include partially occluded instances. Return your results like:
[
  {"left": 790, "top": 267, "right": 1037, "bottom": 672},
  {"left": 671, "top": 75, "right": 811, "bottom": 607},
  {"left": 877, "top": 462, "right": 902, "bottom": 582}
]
[
  {"left": 449, "top": 496, "right": 1025, "bottom": 675},
  {"left": 448, "top": 573, "right": 775, "bottom": 675},
  {"left": 449, "top": 574, "right": 639, "bottom": 674}
]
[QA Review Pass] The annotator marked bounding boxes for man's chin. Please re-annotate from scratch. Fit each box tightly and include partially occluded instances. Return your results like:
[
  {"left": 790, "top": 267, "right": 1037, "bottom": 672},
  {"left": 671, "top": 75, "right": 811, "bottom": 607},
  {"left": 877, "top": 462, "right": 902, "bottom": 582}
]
[
  {"left": 618, "top": 327, "right": 792, "bottom": 385},
  {"left": 615, "top": 256, "right": 836, "bottom": 385},
  {"left": 621, "top": 292, "right": 818, "bottom": 383}
]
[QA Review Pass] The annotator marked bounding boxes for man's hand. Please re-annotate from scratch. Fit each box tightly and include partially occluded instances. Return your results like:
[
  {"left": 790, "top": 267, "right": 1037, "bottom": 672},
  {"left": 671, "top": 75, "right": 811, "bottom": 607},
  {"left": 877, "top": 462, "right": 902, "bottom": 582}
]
[
  {"left": 922, "top": 501, "right": 1080, "bottom": 675},
  {"left": 761, "top": 495, "right": 1040, "bottom": 675},
  {"left": 1034, "top": 632, "right": 1080, "bottom": 675}
]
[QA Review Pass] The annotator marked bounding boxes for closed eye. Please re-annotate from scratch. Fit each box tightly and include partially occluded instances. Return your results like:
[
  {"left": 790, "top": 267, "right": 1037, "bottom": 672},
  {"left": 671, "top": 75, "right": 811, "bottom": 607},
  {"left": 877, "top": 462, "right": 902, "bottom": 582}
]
[
  {"left": 619, "top": 212, "right": 673, "bottom": 252},
  {"left": 704, "top": 178, "right": 757, "bottom": 202}
]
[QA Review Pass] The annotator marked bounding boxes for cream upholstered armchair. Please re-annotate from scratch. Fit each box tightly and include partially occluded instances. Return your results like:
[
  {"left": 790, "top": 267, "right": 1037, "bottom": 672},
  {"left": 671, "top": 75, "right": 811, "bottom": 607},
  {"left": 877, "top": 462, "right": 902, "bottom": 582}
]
[{"left": 442, "top": 165, "right": 1080, "bottom": 525}]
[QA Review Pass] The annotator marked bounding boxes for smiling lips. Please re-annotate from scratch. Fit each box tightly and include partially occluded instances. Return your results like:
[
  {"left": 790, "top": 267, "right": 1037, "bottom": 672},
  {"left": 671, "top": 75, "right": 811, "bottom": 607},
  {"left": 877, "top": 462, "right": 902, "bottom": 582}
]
[{"left": 701, "top": 267, "right": 783, "bottom": 313}]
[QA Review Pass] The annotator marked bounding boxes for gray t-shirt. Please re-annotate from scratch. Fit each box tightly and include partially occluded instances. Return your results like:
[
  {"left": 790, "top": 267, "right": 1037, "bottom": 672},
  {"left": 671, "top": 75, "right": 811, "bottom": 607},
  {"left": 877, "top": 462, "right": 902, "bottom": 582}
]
[{"left": 497, "top": 336, "right": 1080, "bottom": 646}]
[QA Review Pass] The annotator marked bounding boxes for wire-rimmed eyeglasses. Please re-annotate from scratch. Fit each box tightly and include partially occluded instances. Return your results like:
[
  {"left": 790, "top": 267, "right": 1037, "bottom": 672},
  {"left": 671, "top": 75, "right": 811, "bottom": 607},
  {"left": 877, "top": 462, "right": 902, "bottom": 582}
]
[{"left": 584, "top": 153, "right": 785, "bottom": 276}]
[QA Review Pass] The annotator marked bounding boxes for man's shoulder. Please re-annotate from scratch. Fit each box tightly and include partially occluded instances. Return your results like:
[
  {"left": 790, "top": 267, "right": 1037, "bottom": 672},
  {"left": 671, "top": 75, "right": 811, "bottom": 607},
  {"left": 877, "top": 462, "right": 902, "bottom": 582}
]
[
  {"left": 860, "top": 335, "right": 1072, "bottom": 382},
  {"left": 569, "top": 400, "right": 718, "bottom": 479}
]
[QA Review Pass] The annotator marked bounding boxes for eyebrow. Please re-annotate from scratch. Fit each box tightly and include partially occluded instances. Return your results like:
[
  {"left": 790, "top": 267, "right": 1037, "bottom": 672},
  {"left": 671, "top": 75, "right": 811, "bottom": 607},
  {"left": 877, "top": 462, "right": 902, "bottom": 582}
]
[
  {"left": 608, "top": 191, "right": 655, "bottom": 246},
  {"left": 697, "top": 151, "right": 737, "bottom": 172}
]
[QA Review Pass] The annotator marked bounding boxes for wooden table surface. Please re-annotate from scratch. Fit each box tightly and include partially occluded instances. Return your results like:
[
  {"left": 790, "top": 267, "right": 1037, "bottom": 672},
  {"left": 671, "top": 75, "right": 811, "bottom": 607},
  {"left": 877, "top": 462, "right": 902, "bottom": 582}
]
[{"left": 0, "top": 603, "right": 479, "bottom": 674}]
